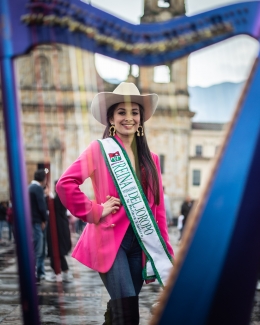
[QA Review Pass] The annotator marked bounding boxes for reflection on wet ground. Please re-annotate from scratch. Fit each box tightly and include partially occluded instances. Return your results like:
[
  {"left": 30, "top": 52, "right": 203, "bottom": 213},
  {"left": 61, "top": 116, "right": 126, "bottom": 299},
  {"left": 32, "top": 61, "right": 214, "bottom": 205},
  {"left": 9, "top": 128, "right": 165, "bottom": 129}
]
[
  {"left": 0, "top": 227, "right": 260, "bottom": 324},
  {"left": 0, "top": 248, "right": 15, "bottom": 272},
  {"left": 0, "top": 228, "right": 177, "bottom": 325}
]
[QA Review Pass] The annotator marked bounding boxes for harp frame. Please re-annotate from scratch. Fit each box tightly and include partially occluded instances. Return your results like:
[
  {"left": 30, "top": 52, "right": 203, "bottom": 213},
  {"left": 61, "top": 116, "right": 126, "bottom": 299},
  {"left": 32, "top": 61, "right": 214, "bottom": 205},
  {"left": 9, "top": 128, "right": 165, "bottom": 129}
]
[{"left": 1, "top": 1, "right": 260, "bottom": 324}]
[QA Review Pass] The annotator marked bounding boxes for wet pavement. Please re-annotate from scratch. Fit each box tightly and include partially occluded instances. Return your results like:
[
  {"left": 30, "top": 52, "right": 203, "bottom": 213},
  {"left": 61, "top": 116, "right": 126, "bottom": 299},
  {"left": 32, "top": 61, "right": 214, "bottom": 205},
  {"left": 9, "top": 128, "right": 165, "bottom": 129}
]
[
  {"left": 0, "top": 227, "right": 260, "bottom": 324},
  {"left": 0, "top": 227, "right": 179, "bottom": 325}
]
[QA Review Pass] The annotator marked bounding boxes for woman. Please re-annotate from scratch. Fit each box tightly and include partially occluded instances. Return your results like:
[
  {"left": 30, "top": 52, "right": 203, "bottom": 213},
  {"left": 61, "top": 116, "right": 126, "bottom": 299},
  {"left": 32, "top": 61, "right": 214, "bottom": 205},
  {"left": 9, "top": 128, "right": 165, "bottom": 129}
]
[{"left": 56, "top": 82, "right": 174, "bottom": 324}]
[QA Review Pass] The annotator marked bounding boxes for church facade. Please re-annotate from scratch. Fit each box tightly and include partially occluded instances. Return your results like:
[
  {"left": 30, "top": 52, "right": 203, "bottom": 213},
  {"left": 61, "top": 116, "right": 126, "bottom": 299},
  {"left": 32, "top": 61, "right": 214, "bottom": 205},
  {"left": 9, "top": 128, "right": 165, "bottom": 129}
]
[{"left": 0, "top": 0, "right": 225, "bottom": 216}]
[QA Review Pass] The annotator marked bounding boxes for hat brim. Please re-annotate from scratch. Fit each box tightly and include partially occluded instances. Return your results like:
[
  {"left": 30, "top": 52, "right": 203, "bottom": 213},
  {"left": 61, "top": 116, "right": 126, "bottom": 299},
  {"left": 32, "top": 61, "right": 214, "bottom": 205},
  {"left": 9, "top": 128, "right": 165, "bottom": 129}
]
[{"left": 91, "top": 92, "right": 159, "bottom": 126}]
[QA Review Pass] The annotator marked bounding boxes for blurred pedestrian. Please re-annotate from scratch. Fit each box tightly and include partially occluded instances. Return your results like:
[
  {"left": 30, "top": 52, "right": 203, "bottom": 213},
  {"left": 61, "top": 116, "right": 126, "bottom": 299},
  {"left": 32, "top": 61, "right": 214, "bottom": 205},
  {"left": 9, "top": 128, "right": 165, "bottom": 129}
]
[
  {"left": 177, "top": 214, "right": 184, "bottom": 241},
  {"left": 68, "top": 211, "right": 77, "bottom": 234},
  {"left": 180, "top": 195, "right": 194, "bottom": 238},
  {"left": 6, "top": 200, "right": 14, "bottom": 242},
  {"left": 56, "top": 82, "right": 174, "bottom": 324},
  {"left": 28, "top": 169, "right": 48, "bottom": 283},
  {"left": 163, "top": 187, "right": 172, "bottom": 226},
  {"left": 46, "top": 181, "right": 72, "bottom": 282},
  {"left": 0, "top": 201, "right": 7, "bottom": 243},
  {"left": 75, "top": 218, "right": 86, "bottom": 236}
]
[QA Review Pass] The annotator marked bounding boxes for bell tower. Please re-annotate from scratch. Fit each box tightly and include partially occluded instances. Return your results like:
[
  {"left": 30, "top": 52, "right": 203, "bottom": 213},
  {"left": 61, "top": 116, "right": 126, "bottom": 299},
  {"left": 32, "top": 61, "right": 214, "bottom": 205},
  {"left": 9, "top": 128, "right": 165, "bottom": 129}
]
[
  {"left": 142, "top": 0, "right": 185, "bottom": 23},
  {"left": 137, "top": 0, "right": 189, "bottom": 113},
  {"left": 134, "top": 0, "right": 193, "bottom": 215}
]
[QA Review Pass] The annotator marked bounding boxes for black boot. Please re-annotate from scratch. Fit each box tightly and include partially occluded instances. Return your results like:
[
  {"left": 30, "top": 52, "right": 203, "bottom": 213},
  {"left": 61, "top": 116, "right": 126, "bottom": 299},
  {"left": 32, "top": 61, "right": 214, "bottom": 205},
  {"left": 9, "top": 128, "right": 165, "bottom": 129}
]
[
  {"left": 103, "top": 300, "right": 112, "bottom": 325},
  {"left": 110, "top": 296, "right": 139, "bottom": 325}
]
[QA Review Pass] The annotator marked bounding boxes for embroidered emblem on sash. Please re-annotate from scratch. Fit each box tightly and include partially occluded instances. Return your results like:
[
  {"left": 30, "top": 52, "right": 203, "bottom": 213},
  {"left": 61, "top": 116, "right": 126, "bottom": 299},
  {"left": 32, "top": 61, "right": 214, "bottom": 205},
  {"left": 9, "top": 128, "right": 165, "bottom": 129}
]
[{"left": 108, "top": 151, "right": 121, "bottom": 162}]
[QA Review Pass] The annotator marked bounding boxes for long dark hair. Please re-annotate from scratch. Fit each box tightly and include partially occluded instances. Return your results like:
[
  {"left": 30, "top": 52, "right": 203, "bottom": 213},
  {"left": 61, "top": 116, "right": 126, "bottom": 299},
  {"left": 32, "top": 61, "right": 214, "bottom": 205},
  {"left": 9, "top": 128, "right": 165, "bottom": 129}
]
[{"left": 103, "top": 103, "right": 160, "bottom": 205}]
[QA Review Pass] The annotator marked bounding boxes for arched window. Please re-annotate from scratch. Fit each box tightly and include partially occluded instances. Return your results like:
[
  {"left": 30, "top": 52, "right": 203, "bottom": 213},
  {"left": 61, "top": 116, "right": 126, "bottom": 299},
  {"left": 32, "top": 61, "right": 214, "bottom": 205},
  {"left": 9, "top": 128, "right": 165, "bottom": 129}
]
[
  {"left": 131, "top": 65, "right": 139, "bottom": 78},
  {"left": 157, "top": 0, "right": 170, "bottom": 8},
  {"left": 154, "top": 65, "right": 171, "bottom": 83}
]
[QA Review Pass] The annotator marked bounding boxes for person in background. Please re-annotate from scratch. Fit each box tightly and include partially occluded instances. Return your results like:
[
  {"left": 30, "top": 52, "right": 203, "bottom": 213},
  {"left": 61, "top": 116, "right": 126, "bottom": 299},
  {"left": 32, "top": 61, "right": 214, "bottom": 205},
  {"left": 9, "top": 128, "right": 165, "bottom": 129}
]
[
  {"left": 180, "top": 195, "right": 194, "bottom": 238},
  {"left": 75, "top": 218, "right": 86, "bottom": 236},
  {"left": 46, "top": 181, "right": 73, "bottom": 283},
  {"left": 6, "top": 200, "right": 13, "bottom": 242},
  {"left": 163, "top": 187, "right": 172, "bottom": 227},
  {"left": 68, "top": 210, "right": 77, "bottom": 234},
  {"left": 28, "top": 169, "right": 48, "bottom": 284},
  {"left": 177, "top": 214, "right": 184, "bottom": 241},
  {"left": 0, "top": 202, "right": 7, "bottom": 244}
]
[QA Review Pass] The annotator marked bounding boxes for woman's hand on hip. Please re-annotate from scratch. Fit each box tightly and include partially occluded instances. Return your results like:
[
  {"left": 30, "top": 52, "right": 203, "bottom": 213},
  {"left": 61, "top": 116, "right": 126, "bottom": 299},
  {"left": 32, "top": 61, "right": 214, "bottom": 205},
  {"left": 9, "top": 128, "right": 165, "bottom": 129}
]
[{"left": 101, "top": 195, "right": 121, "bottom": 218}]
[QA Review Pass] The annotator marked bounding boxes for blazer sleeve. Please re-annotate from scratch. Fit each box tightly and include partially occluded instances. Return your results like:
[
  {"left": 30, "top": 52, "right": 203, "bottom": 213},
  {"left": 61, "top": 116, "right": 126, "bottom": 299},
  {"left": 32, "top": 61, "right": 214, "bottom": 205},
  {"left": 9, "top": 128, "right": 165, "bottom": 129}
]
[
  {"left": 153, "top": 154, "right": 174, "bottom": 258},
  {"left": 56, "top": 141, "right": 103, "bottom": 224}
]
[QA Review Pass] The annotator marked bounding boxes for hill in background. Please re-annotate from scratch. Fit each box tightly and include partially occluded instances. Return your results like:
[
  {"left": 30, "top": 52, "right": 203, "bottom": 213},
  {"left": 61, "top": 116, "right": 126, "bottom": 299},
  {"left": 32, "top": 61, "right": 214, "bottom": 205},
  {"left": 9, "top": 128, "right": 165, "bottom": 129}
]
[
  {"left": 189, "top": 81, "right": 244, "bottom": 123},
  {"left": 105, "top": 79, "right": 244, "bottom": 123}
]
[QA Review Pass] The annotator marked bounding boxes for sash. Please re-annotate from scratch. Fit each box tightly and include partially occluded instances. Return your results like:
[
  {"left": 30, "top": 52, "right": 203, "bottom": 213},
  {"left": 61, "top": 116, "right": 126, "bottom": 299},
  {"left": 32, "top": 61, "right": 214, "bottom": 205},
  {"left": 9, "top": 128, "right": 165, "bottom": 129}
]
[{"left": 98, "top": 137, "right": 173, "bottom": 287}]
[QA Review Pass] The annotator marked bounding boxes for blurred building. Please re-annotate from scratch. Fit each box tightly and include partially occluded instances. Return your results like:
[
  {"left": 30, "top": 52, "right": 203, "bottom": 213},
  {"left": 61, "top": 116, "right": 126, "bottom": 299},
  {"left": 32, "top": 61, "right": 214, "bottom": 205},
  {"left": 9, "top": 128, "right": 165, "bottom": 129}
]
[
  {"left": 0, "top": 0, "right": 226, "bottom": 215},
  {"left": 188, "top": 123, "right": 227, "bottom": 200}
]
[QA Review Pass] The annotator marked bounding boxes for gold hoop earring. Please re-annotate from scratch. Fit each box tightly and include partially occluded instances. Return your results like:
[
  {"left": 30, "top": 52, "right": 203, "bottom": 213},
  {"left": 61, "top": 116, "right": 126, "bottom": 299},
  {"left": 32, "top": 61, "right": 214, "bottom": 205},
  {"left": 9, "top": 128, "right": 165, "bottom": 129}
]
[
  {"left": 137, "top": 125, "right": 144, "bottom": 137},
  {"left": 109, "top": 125, "right": 116, "bottom": 137}
]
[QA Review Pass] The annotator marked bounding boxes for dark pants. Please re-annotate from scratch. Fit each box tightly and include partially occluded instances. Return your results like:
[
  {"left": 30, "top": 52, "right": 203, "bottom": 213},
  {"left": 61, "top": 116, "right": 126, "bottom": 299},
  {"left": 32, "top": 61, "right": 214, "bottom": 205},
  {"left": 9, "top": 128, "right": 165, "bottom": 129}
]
[
  {"left": 33, "top": 223, "right": 45, "bottom": 278},
  {"left": 100, "top": 225, "right": 143, "bottom": 300},
  {"left": 50, "top": 255, "right": 69, "bottom": 273},
  {"left": 7, "top": 222, "right": 13, "bottom": 241}
]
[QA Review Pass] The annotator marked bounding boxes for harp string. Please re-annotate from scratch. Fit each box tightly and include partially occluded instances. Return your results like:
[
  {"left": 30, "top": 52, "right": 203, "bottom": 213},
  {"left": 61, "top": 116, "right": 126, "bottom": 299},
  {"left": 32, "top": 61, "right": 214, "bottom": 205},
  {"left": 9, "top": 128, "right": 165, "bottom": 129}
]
[
  {"left": 25, "top": 25, "right": 70, "bottom": 319},
  {"left": 51, "top": 44, "right": 66, "bottom": 174}
]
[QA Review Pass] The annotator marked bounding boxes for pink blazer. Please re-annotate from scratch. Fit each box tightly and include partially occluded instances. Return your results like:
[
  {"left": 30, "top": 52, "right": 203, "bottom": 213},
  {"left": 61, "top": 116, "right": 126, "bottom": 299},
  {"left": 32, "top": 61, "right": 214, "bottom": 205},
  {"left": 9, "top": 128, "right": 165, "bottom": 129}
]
[{"left": 56, "top": 135, "right": 174, "bottom": 273}]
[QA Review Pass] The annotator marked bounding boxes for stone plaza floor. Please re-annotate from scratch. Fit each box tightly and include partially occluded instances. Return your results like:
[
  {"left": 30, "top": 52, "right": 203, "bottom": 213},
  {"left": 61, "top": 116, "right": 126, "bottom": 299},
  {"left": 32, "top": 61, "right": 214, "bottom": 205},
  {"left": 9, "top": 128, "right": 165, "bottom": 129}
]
[
  {"left": 0, "top": 227, "right": 180, "bottom": 325},
  {"left": 0, "top": 226, "right": 260, "bottom": 324}
]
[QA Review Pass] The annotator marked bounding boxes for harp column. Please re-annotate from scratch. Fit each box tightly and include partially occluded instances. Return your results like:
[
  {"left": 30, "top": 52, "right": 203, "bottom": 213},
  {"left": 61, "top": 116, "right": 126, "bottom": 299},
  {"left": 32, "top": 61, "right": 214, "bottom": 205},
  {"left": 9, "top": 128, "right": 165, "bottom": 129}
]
[{"left": 0, "top": 1, "right": 40, "bottom": 324}]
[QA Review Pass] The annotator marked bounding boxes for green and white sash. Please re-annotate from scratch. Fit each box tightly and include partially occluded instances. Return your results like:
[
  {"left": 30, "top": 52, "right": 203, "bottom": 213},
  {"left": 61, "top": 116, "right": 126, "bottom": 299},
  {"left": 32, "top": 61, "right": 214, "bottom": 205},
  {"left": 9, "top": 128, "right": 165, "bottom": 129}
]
[{"left": 98, "top": 137, "right": 173, "bottom": 287}]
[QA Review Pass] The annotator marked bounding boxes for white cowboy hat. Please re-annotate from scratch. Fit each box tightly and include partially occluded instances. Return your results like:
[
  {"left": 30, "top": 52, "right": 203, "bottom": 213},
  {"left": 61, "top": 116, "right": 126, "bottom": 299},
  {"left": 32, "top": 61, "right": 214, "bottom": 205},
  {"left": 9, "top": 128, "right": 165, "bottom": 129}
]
[{"left": 91, "top": 82, "right": 159, "bottom": 125}]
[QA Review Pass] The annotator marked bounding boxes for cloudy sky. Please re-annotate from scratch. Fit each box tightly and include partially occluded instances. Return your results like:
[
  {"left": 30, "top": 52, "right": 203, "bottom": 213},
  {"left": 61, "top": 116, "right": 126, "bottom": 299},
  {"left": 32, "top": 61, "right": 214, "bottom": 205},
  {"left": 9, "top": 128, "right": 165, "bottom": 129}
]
[{"left": 83, "top": 0, "right": 259, "bottom": 87}]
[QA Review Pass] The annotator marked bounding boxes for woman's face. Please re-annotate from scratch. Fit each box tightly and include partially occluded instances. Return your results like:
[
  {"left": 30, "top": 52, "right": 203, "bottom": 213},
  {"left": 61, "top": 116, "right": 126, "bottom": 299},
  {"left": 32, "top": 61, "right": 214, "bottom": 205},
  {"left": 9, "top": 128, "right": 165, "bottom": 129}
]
[{"left": 110, "top": 102, "right": 141, "bottom": 138}]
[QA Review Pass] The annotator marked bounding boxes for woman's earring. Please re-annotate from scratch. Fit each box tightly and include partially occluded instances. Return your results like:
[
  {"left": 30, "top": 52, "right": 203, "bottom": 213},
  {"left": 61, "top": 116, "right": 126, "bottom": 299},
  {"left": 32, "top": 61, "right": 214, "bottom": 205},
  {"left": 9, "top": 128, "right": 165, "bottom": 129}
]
[
  {"left": 137, "top": 125, "right": 144, "bottom": 137},
  {"left": 109, "top": 125, "right": 116, "bottom": 137}
]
